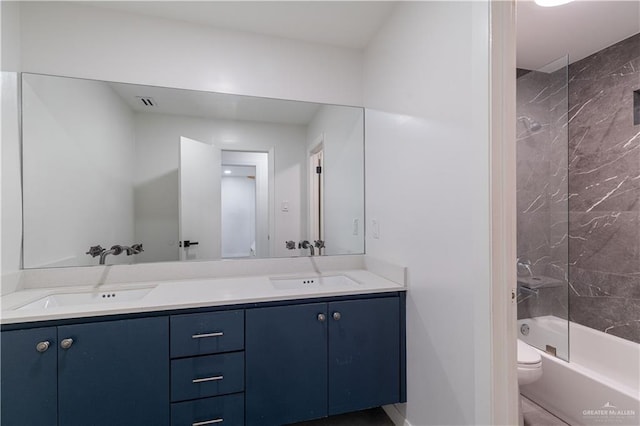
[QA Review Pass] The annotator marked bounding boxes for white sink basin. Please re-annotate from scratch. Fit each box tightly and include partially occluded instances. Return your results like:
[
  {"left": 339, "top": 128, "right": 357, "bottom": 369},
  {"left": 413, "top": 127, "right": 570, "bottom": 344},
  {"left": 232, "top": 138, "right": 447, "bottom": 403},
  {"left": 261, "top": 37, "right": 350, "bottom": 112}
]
[
  {"left": 16, "top": 287, "right": 156, "bottom": 311},
  {"left": 270, "top": 275, "right": 359, "bottom": 290}
]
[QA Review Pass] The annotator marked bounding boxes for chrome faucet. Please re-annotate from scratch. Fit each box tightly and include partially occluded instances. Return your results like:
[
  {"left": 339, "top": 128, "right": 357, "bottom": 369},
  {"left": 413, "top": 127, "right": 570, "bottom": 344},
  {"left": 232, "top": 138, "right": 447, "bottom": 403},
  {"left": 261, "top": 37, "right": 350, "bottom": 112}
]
[
  {"left": 86, "top": 243, "right": 144, "bottom": 265},
  {"left": 299, "top": 240, "right": 315, "bottom": 256},
  {"left": 99, "top": 245, "right": 124, "bottom": 265}
]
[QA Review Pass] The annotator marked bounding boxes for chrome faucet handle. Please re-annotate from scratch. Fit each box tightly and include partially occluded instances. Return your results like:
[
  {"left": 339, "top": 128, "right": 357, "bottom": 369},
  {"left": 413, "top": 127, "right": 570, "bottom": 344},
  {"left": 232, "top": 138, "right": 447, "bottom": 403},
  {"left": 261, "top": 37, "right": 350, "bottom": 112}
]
[
  {"left": 86, "top": 245, "right": 105, "bottom": 258},
  {"left": 516, "top": 257, "right": 534, "bottom": 277},
  {"left": 314, "top": 240, "right": 325, "bottom": 249},
  {"left": 109, "top": 245, "right": 124, "bottom": 256},
  {"left": 285, "top": 240, "right": 296, "bottom": 250},
  {"left": 299, "top": 240, "right": 311, "bottom": 249},
  {"left": 129, "top": 243, "right": 144, "bottom": 254}
]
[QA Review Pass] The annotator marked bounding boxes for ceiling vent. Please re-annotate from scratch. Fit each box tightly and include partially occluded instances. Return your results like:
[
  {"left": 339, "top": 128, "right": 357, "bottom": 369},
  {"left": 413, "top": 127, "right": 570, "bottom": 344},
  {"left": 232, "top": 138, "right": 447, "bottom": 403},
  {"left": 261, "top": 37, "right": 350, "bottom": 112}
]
[{"left": 136, "top": 96, "right": 157, "bottom": 107}]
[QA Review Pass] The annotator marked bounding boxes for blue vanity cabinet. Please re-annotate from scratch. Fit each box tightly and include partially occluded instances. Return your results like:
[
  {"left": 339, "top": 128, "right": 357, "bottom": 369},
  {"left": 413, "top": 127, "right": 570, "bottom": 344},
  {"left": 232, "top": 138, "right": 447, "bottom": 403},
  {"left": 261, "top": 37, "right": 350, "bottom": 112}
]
[
  {"left": 2, "top": 292, "right": 404, "bottom": 426},
  {"left": 327, "top": 297, "right": 400, "bottom": 415},
  {"left": 169, "top": 310, "right": 245, "bottom": 426},
  {"left": 0, "top": 327, "right": 58, "bottom": 426},
  {"left": 245, "top": 302, "right": 329, "bottom": 426},
  {"left": 57, "top": 316, "right": 170, "bottom": 426},
  {"left": 246, "top": 295, "right": 404, "bottom": 425}
]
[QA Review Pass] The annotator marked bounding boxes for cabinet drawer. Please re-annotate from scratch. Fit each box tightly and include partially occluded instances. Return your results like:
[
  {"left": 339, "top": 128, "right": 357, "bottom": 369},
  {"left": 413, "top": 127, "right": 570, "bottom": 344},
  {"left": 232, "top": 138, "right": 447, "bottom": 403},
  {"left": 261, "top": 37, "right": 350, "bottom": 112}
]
[
  {"left": 171, "top": 393, "right": 244, "bottom": 426},
  {"left": 171, "top": 310, "right": 244, "bottom": 358},
  {"left": 171, "top": 352, "right": 244, "bottom": 402}
]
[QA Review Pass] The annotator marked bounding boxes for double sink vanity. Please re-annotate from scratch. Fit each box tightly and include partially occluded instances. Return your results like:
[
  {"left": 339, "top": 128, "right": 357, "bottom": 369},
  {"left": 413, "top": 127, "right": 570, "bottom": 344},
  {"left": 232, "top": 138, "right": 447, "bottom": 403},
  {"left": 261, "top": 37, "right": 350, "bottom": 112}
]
[
  {"left": 0, "top": 258, "right": 407, "bottom": 426},
  {"left": 2, "top": 72, "right": 403, "bottom": 425}
]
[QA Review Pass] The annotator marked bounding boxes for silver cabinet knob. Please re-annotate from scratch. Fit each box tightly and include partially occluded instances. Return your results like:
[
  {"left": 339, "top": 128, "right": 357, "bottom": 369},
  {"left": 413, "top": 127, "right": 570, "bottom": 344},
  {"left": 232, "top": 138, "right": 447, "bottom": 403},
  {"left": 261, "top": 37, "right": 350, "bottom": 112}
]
[
  {"left": 317, "top": 313, "right": 326, "bottom": 322},
  {"left": 60, "top": 338, "right": 74, "bottom": 349},
  {"left": 333, "top": 312, "right": 341, "bottom": 321},
  {"left": 36, "top": 341, "right": 50, "bottom": 353}
]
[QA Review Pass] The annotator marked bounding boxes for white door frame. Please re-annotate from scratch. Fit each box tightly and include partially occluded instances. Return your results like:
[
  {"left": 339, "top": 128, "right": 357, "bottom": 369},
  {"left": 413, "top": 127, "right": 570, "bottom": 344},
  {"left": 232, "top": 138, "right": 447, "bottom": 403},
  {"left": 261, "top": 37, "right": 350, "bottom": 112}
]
[
  {"left": 489, "top": 1, "right": 518, "bottom": 425},
  {"left": 308, "top": 136, "right": 324, "bottom": 250}
]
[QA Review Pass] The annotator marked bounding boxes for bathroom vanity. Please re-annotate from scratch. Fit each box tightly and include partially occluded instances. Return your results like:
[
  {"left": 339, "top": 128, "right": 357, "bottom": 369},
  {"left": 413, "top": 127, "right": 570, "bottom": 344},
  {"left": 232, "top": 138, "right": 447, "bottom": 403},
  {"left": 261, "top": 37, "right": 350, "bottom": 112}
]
[
  {"left": 2, "top": 71, "right": 403, "bottom": 425},
  {"left": 0, "top": 268, "right": 406, "bottom": 426}
]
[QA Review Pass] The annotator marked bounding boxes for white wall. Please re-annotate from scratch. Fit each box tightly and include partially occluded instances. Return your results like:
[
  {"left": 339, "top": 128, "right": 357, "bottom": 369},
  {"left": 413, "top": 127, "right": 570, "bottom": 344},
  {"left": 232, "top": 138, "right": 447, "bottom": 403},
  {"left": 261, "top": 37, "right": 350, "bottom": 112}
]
[
  {"left": 18, "top": 1, "right": 363, "bottom": 106},
  {"left": 1, "top": 2, "right": 22, "bottom": 294},
  {"left": 1, "top": 1, "right": 21, "bottom": 71},
  {"left": 306, "top": 105, "right": 364, "bottom": 255},
  {"left": 133, "top": 113, "right": 307, "bottom": 262},
  {"left": 22, "top": 74, "right": 136, "bottom": 267},
  {"left": 1, "top": 73, "right": 22, "bottom": 294},
  {"left": 363, "top": 2, "right": 492, "bottom": 425}
]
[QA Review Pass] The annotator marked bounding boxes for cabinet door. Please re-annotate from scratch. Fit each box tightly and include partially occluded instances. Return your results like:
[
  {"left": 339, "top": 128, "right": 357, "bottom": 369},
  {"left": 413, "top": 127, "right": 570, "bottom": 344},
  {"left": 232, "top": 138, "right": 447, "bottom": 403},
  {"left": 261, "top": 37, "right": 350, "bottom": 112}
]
[
  {"left": 246, "top": 303, "right": 327, "bottom": 426},
  {"left": 58, "top": 317, "right": 169, "bottom": 426},
  {"left": 1, "top": 327, "right": 57, "bottom": 426},
  {"left": 328, "top": 297, "right": 400, "bottom": 415}
]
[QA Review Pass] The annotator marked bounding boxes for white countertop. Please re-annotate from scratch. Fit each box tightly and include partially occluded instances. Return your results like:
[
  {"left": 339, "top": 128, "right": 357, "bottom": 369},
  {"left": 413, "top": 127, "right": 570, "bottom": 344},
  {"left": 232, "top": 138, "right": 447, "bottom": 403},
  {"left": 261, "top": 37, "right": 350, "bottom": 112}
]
[{"left": 0, "top": 269, "right": 405, "bottom": 325}]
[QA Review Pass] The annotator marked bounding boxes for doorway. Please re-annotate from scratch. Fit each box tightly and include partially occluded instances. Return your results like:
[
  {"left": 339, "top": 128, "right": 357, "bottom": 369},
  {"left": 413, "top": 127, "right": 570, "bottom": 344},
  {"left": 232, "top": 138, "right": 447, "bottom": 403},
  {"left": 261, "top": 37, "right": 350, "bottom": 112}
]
[
  {"left": 309, "top": 143, "right": 324, "bottom": 254},
  {"left": 221, "top": 150, "right": 270, "bottom": 258}
]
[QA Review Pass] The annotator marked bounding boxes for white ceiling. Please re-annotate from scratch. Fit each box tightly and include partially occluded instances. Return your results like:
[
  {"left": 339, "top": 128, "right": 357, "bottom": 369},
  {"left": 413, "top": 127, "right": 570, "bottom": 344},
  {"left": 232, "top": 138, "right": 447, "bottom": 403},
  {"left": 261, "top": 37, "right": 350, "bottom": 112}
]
[
  {"left": 109, "top": 81, "right": 321, "bottom": 125},
  {"left": 517, "top": 0, "right": 640, "bottom": 70},
  {"left": 89, "top": 1, "right": 396, "bottom": 49}
]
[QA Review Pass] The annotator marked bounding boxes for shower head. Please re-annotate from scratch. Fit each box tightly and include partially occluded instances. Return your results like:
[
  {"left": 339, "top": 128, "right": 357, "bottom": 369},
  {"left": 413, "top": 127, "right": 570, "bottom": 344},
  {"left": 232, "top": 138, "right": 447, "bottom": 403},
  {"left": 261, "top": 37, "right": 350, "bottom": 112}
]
[{"left": 518, "top": 116, "right": 542, "bottom": 132}]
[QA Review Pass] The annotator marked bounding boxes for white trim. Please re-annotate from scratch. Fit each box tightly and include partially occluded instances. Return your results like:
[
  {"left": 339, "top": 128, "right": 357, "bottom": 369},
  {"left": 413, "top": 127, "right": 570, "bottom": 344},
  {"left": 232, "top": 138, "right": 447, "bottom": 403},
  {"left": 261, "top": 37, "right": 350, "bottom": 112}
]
[
  {"left": 489, "top": 1, "right": 519, "bottom": 425},
  {"left": 383, "top": 404, "right": 412, "bottom": 426}
]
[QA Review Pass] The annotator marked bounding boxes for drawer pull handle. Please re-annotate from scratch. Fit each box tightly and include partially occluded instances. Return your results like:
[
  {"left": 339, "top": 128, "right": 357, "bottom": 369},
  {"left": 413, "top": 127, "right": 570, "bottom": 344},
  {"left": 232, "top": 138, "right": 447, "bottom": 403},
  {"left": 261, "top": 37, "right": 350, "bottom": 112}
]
[
  {"left": 192, "top": 375, "right": 224, "bottom": 384},
  {"left": 193, "top": 419, "right": 223, "bottom": 426},
  {"left": 191, "top": 332, "right": 224, "bottom": 339}
]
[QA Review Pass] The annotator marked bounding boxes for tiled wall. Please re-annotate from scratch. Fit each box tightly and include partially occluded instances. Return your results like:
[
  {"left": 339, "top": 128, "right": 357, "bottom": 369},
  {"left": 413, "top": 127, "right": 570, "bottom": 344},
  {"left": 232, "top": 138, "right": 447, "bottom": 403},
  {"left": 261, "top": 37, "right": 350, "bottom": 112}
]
[
  {"left": 568, "top": 33, "right": 640, "bottom": 343},
  {"left": 516, "top": 64, "right": 569, "bottom": 321}
]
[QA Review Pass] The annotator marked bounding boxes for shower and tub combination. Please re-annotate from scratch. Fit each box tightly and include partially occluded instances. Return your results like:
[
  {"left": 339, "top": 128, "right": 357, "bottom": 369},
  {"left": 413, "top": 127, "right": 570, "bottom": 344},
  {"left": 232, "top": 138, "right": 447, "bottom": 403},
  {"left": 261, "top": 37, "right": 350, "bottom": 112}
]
[{"left": 516, "top": 33, "right": 640, "bottom": 426}]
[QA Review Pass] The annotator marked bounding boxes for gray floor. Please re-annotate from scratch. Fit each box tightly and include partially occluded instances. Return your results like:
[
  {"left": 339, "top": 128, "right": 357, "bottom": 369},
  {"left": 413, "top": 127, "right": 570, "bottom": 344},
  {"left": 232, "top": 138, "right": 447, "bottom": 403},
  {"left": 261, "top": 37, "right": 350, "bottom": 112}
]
[
  {"left": 286, "top": 398, "right": 567, "bottom": 426},
  {"left": 290, "top": 408, "right": 394, "bottom": 426},
  {"left": 522, "top": 395, "right": 570, "bottom": 426}
]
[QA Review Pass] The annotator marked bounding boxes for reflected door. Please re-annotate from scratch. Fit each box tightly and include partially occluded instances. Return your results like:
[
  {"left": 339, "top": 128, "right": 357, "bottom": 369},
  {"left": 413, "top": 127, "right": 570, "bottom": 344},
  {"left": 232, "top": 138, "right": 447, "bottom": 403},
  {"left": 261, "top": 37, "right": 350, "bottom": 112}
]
[
  {"left": 179, "top": 136, "right": 221, "bottom": 261},
  {"left": 309, "top": 148, "right": 324, "bottom": 252}
]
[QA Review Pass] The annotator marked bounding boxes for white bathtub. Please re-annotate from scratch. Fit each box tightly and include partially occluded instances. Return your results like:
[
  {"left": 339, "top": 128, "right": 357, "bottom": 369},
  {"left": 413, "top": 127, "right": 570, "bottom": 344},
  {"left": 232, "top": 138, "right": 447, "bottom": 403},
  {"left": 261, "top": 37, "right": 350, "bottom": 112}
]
[{"left": 519, "top": 316, "right": 640, "bottom": 426}]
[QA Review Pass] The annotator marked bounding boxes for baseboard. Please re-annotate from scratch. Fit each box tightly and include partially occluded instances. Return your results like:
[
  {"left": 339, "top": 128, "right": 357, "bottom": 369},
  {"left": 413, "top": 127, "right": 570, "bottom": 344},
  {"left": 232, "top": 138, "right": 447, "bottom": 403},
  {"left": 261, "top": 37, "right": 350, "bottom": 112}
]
[{"left": 383, "top": 404, "right": 412, "bottom": 426}]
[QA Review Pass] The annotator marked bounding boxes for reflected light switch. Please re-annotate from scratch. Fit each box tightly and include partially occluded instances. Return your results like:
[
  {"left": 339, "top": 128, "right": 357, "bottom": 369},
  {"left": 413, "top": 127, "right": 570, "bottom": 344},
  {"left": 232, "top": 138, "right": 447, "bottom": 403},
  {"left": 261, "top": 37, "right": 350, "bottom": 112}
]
[
  {"left": 281, "top": 201, "right": 289, "bottom": 212},
  {"left": 352, "top": 218, "right": 359, "bottom": 236}
]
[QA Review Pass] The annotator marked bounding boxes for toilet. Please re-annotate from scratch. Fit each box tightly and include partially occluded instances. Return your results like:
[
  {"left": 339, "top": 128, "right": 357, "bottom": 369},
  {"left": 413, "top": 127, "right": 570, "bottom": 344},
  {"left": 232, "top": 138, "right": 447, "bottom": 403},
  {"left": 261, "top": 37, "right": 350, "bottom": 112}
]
[
  {"left": 517, "top": 339, "right": 543, "bottom": 425},
  {"left": 517, "top": 339, "right": 543, "bottom": 385}
]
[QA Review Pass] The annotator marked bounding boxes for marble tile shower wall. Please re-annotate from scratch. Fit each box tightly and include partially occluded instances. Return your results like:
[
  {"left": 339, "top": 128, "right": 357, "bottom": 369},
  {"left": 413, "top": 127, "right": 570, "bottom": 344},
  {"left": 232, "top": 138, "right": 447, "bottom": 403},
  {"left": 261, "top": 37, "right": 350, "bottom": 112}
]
[
  {"left": 568, "top": 33, "right": 640, "bottom": 344},
  {"left": 516, "top": 66, "right": 569, "bottom": 321}
]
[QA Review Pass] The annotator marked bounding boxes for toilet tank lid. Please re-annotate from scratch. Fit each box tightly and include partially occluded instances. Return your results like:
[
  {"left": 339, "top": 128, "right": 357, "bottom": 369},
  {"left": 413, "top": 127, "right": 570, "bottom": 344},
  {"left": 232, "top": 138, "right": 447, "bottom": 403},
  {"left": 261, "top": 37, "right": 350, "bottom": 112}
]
[{"left": 517, "top": 339, "right": 542, "bottom": 364}]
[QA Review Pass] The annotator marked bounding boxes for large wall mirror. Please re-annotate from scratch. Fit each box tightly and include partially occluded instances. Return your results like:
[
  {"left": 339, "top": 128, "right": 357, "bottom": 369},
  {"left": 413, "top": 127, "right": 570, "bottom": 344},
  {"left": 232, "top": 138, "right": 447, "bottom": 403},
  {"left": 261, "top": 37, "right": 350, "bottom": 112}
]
[{"left": 21, "top": 73, "right": 364, "bottom": 268}]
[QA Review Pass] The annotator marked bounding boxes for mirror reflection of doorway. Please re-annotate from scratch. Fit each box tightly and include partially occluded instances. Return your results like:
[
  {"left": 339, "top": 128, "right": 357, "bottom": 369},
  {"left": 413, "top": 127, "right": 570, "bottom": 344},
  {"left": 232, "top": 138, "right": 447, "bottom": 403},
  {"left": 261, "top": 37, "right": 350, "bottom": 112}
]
[
  {"left": 221, "top": 165, "right": 256, "bottom": 258},
  {"left": 309, "top": 144, "right": 324, "bottom": 254},
  {"left": 221, "top": 150, "right": 270, "bottom": 259}
]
